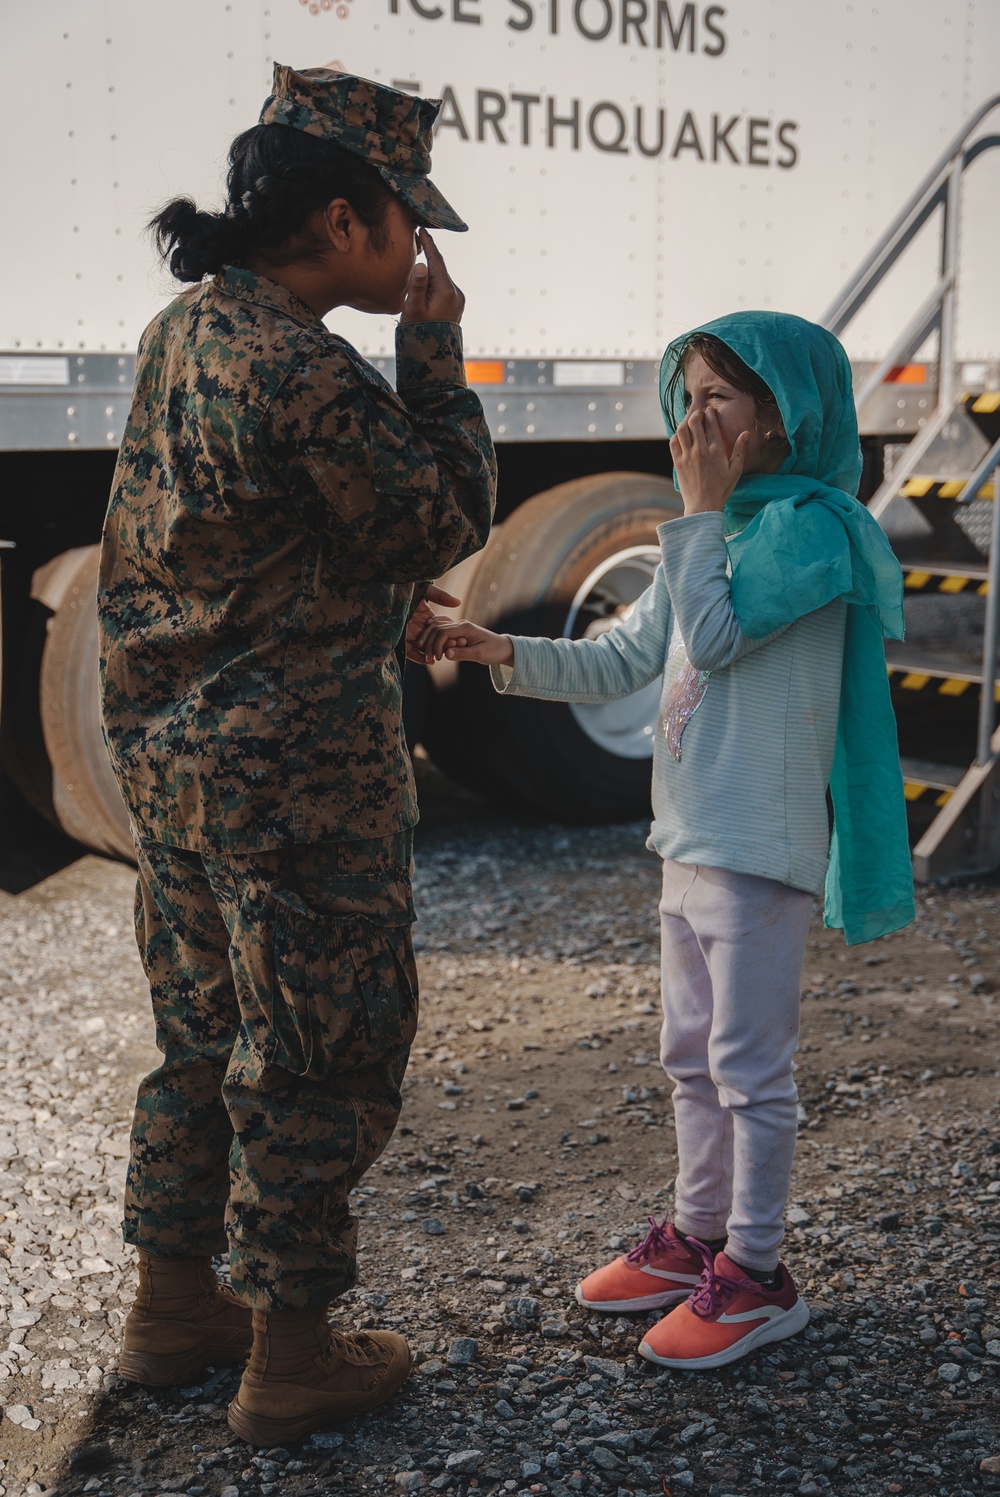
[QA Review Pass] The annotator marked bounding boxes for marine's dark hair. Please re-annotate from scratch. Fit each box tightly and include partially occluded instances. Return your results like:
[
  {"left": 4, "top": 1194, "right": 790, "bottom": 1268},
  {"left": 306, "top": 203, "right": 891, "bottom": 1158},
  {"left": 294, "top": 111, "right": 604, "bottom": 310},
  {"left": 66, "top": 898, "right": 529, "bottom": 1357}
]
[
  {"left": 666, "top": 332, "right": 782, "bottom": 424},
  {"left": 150, "top": 123, "right": 395, "bottom": 282}
]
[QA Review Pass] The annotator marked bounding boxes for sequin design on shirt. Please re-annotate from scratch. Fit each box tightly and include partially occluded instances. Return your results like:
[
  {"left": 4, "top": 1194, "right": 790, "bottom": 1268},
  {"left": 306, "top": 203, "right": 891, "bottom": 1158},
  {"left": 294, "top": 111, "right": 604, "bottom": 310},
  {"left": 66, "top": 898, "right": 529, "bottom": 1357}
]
[{"left": 664, "top": 663, "right": 711, "bottom": 761}]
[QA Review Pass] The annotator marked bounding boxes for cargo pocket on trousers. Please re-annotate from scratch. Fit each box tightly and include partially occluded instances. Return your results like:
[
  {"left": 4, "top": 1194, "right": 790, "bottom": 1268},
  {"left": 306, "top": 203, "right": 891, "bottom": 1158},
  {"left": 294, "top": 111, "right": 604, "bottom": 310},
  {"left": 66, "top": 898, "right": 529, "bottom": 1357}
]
[{"left": 269, "top": 903, "right": 418, "bottom": 1080}]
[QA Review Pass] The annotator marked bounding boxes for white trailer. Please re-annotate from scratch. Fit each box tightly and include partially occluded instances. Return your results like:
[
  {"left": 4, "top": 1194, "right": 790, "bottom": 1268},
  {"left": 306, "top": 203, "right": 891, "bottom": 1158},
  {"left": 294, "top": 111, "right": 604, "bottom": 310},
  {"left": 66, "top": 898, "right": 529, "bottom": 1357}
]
[{"left": 3, "top": 0, "right": 1000, "bottom": 872}]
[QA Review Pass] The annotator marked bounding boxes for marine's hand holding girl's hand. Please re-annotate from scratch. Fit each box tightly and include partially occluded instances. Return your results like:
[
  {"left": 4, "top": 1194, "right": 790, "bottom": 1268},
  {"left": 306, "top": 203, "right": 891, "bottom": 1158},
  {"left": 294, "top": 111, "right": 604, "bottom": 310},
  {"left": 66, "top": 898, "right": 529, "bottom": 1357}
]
[
  {"left": 671, "top": 406, "right": 750, "bottom": 515},
  {"left": 401, "top": 229, "right": 466, "bottom": 325},
  {"left": 404, "top": 585, "right": 462, "bottom": 664},
  {"left": 414, "top": 617, "right": 514, "bottom": 667}
]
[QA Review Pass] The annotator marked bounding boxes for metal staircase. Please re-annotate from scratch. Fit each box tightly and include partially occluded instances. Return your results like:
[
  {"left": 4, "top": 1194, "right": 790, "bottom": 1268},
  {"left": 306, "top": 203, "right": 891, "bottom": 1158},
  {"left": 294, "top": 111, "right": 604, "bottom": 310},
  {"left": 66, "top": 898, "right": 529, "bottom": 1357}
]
[{"left": 821, "top": 97, "right": 1000, "bottom": 881}]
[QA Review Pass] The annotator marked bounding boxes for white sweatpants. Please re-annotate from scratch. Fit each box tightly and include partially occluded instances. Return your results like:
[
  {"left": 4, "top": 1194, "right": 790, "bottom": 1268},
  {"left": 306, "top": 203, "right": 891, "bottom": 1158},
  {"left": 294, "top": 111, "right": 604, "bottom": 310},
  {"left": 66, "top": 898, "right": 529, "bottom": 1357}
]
[{"left": 658, "top": 859, "right": 814, "bottom": 1272}]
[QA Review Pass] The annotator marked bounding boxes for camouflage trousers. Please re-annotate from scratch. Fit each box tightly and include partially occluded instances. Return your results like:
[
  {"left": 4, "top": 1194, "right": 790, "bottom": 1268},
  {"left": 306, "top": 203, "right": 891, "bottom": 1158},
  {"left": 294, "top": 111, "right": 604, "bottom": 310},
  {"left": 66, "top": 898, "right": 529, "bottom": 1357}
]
[{"left": 124, "top": 832, "right": 417, "bottom": 1310}]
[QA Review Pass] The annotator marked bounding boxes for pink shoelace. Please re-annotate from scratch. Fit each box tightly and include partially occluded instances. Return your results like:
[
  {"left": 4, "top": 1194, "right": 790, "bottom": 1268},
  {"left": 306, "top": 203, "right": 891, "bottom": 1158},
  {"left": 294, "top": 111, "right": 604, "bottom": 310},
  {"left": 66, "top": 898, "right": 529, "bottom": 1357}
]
[
  {"left": 684, "top": 1235, "right": 773, "bottom": 1321},
  {"left": 624, "top": 1214, "right": 682, "bottom": 1265}
]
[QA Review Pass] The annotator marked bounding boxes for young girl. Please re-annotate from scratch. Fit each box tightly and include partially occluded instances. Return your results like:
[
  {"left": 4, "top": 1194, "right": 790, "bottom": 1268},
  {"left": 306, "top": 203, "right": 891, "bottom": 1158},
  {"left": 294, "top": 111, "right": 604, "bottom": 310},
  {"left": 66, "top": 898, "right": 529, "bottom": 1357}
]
[{"left": 416, "top": 311, "right": 914, "bottom": 1370}]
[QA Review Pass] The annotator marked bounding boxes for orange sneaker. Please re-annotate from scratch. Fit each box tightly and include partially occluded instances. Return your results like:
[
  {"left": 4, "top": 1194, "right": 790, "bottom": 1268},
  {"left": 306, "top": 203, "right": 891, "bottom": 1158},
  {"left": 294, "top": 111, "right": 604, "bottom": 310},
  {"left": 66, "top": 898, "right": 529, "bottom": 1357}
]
[
  {"left": 574, "top": 1216, "right": 705, "bottom": 1313},
  {"left": 639, "top": 1248, "right": 809, "bottom": 1370}
]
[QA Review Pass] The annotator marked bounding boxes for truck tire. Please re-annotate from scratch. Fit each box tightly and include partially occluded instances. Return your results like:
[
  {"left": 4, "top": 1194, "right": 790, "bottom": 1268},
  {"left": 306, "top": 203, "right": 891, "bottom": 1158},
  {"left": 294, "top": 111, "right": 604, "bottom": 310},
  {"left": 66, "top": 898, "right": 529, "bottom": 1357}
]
[
  {"left": 38, "top": 546, "right": 135, "bottom": 861},
  {"left": 421, "top": 472, "right": 681, "bottom": 821},
  {"left": 0, "top": 597, "right": 57, "bottom": 825}
]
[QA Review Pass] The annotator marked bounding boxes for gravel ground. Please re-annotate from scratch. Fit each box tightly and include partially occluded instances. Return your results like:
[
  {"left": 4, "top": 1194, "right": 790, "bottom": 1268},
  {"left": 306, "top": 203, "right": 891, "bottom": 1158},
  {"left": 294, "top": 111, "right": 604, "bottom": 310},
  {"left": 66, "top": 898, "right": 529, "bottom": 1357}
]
[{"left": 0, "top": 764, "right": 998, "bottom": 1497}]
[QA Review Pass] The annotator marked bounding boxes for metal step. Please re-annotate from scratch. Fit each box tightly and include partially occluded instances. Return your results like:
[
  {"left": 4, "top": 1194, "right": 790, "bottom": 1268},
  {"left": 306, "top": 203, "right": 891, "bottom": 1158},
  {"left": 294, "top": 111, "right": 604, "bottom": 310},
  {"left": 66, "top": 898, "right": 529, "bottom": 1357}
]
[
  {"left": 911, "top": 724, "right": 1000, "bottom": 882},
  {"left": 866, "top": 395, "right": 1000, "bottom": 879},
  {"left": 902, "top": 561, "right": 989, "bottom": 595},
  {"left": 889, "top": 515, "right": 989, "bottom": 570},
  {"left": 884, "top": 644, "right": 1000, "bottom": 701},
  {"left": 900, "top": 757, "right": 964, "bottom": 807},
  {"left": 869, "top": 399, "right": 984, "bottom": 522},
  {"left": 872, "top": 392, "right": 997, "bottom": 530}
]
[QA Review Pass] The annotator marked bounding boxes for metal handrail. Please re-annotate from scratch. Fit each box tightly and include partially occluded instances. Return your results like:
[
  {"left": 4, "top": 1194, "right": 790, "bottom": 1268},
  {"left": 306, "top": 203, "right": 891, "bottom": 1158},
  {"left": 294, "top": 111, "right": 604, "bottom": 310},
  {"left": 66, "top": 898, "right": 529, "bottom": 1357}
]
[
  {"left": 866, "top": 401, "right": 955, "bottom": 522},
  {"left": 959, "top": 434, "right": 1000, "bottom": 507},
  {"left": 826, "top": 100, "right": 1000, "bottom": 790},
  {"left": 824, "top": 132, "right": 1000, "bottom": 338},
  {"left": 851, "top": 276, "right": 948, "bottom": 417},
  {"left": 966, "top": 441, "right": 1000, "bottom": 766},
  {"left": 821, "top": 94, "right": 1000, "bottom": 413},
  {"left": 977, "top": 459, "right": 1000, "bottom": 769},
  {"left": 820, "top": 95, "right": 999, "bottom": 338}
]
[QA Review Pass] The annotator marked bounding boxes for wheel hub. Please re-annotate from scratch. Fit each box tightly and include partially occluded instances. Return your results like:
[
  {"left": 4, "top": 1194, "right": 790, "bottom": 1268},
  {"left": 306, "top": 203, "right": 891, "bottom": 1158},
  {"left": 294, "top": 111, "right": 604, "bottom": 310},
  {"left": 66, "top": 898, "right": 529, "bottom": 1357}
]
[{"left": 562, "top": 546, "right": 662, "bottom": 761}]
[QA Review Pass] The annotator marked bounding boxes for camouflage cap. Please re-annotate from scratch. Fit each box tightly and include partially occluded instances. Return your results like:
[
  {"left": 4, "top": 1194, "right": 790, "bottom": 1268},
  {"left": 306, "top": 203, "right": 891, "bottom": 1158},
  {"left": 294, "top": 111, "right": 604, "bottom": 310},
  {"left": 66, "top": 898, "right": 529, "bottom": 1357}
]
[{"left": 259, "top": 64, "right": 467, "bottom": 232}]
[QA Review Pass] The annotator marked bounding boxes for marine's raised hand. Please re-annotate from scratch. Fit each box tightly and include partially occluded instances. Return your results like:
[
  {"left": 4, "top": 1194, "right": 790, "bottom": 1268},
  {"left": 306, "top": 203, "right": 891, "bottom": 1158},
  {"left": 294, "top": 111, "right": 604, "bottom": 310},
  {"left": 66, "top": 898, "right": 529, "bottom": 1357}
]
[{"left": 401, "top": 229, "right": 466, "bottom": 325}]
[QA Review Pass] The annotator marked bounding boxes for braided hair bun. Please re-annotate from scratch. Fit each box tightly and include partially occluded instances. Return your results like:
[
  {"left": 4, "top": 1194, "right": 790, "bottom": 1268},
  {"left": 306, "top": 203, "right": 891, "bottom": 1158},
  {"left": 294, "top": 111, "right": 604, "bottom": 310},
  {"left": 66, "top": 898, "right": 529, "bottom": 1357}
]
[
  {"left": 152, "top": 198, "right": 242, "bottom": 282},
  {"left": 150, "top": 124, "right": 394, "bottom": 282}
]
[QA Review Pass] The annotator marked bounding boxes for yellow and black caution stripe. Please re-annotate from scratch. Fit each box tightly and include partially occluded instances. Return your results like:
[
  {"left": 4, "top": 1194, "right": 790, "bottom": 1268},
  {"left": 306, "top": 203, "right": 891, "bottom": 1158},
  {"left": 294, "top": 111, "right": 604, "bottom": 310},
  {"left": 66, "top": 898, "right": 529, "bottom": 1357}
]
[
  {"left": 902, "top": 569, "right": 988, "bottom": 595},
  {"left": 901, "top": 476, "right": 995, "bottom": 501},
  {"left": 903, "top": 780, "right": 954, "bottom": 808},
  {"left": 964, "top": 393, "right": 1000, "bottom": 445},
  {"left": 887, "top": 663, "right": 999, "bottom": 702}
]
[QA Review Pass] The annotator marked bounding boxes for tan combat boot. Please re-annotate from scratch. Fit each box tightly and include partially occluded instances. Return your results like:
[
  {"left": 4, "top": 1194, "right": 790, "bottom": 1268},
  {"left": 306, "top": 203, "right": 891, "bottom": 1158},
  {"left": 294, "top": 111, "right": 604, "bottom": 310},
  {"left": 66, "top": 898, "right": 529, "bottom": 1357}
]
[
  {"left": 118, "top": 1252, "right": 253, "bottom": 1386},
  {"left": 227, "top": 1307, "right": 411, "bottom": 1445}
]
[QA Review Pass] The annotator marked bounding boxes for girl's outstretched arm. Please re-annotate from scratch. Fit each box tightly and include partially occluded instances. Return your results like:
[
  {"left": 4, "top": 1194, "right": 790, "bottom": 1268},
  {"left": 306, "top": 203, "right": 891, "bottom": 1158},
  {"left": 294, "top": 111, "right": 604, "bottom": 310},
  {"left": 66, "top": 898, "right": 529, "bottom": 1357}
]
[{"left": 415, "top": 564, "right": 673, "bottom": 703}]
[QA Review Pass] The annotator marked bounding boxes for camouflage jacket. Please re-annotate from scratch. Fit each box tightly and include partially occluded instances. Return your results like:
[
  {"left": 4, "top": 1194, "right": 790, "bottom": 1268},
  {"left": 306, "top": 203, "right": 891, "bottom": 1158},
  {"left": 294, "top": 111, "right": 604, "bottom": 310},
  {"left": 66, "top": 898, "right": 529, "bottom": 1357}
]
[{"left": 98, "top": 267, "right": 496, "bottom": 852}]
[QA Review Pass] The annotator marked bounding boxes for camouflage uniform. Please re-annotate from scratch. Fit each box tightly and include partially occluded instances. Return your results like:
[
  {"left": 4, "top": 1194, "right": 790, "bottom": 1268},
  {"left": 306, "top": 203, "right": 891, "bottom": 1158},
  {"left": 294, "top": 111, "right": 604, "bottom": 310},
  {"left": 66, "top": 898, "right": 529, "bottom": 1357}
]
[
  {"left": 100, "top": 273, "right": 492, "bottom": 849},
  {"left": 98, "top": 67, "right": 495, "bottom": 1308},
  {"left": 127, "top": 833, "right": 416, "bottom": 1308}
]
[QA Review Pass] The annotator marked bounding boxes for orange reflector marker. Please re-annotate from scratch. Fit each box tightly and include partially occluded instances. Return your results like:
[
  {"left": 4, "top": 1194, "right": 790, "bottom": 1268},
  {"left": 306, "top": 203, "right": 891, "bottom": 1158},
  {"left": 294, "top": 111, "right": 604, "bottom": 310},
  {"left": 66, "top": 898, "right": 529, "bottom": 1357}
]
[
  {"left": 884, "top": 364, "right": 928, "bottom": 384},
  {"left": 465, "top": 361, "right": 505, "bottom": 385}
]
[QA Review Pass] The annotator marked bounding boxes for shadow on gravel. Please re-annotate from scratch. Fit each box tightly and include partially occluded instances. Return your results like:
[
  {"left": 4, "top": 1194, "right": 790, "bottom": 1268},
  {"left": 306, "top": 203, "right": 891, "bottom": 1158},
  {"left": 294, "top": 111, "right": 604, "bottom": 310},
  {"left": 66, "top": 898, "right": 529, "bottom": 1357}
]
[
  {"left": 0, "top": 769, "right": 87, "bottom": 895},
  {"left": 411, "top": 753, "right": 553, "bottom": 845},
  {"left": 53, "top": 1369, "right": 244, "bottom": 1497}
]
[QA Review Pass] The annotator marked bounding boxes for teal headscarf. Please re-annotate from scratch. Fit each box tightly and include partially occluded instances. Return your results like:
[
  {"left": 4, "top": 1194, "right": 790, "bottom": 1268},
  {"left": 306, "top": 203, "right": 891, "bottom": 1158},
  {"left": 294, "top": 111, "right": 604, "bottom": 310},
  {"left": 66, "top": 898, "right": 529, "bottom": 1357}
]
[{"left": 659, "top": 311, "right": 915, "bottom": 945}]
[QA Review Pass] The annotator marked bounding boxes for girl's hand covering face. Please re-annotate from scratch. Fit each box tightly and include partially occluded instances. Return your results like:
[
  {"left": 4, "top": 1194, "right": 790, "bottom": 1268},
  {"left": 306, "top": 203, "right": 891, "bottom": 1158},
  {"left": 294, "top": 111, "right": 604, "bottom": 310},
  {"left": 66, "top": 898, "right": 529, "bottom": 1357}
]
[{"left": 670, "top": 406, "right": 750, "bottom": 515}]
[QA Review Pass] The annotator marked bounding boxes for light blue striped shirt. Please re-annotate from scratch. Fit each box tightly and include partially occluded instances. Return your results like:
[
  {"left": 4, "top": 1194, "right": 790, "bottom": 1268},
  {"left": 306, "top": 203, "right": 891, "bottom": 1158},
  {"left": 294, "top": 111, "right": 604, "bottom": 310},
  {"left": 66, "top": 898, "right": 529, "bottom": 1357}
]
[{"left": 492, "top": 512, "right": 847, "bottom": 896}]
